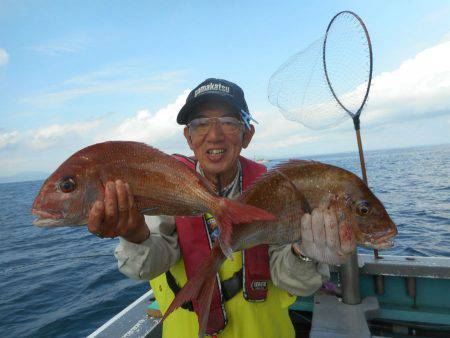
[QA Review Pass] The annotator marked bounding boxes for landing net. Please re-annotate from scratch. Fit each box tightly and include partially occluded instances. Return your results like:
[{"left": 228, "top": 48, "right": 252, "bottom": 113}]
[{"left": 268, "top": 11, "right": 372, "bottom": 130}]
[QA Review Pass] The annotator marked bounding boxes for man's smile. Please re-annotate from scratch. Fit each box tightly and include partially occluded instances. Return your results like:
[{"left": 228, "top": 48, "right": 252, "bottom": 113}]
[
  {"left": 207, "top": 148, "right": 226, "bottom": 155},
  {"left": 206, "top": 148, "right": 227, "bottom": 162}
]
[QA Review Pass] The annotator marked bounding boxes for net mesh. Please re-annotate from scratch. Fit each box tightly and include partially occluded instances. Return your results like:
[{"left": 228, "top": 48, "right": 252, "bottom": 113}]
[{"left": 268, "top": 11, "right": 372, "bottom": 130}]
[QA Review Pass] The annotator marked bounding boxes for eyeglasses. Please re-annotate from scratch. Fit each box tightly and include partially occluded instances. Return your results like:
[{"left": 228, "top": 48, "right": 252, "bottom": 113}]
[{"left": 187, "top": 116, "right": 244, "bottom": 136}]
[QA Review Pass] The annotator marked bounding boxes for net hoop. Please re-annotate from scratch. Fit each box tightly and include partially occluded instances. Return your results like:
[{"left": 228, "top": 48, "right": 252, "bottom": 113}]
[{"left": 323, "top": 10, "right": 373, "bottom": 120}]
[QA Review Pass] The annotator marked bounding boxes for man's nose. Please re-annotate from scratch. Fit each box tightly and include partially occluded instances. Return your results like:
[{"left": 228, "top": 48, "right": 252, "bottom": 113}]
[{"left": 205, "top": 120, "right": 225, "bottom": 140}]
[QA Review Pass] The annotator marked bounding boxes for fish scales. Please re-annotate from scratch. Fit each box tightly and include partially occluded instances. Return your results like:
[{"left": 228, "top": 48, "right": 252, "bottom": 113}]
[
  {"left": 231, "top": 175, "right": 305, "bottom": 249},
  {"left": 95, "top": 143, "right": 216, "bottom": 215}
]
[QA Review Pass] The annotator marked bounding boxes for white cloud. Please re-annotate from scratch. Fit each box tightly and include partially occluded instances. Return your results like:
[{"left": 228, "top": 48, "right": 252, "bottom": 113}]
[
  {"left": 3, "top": 91, "right": 189, "bottom": 155},
  {"left": 22, "top": 79, "right": 170, "bottom": 108},
  {"left": 0, "top": 131, "right": 20, "bottom": 149},
  {"left": 25, "top": 37, "right": 88, "bottom": 56},
  {"left": 362, "top": 40, "right": 450, "bottom": 125},
  {"left": 0, "top": 118, "right": 105, "bottom": 152},
  {"left": 95, "top": 90, "right": 189, "bottom": 149},
  {"left": 30, "top": 119, "right": 103, "bottom": 149},
  {"left": 0, "top": 92, "right": 191, "bottom": 176},
  {"left": 0, "top": 48, "right": 9, "bottom": 66},
  {"left": 261, "top": 134, "right": 319, "bottom": 150},
  {"left": 22, "top": 66, "right": 187, "bottom": 108},
  {"left": 247, "top": 107, "right": 324, "bottom": 156}
]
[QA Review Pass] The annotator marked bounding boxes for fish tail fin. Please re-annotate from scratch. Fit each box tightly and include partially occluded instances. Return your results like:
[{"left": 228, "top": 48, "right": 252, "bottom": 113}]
[
  {"left": 214, "top": 198, "right": 276, "bottom": 259},
  {"left": 162, "top": 245, "right": 225, "bottom": 338}
]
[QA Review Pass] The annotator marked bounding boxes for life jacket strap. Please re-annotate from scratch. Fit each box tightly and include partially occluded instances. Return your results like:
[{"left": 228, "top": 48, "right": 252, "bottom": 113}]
[
  {"left": 165, "top": 268, "right": 244, "bottom": 312},
  {"left": 221, "top": 269, "right": 243, "bottom": 301},
  {"left": 165, "top": 270, "right": 194, "bottom": 311}
]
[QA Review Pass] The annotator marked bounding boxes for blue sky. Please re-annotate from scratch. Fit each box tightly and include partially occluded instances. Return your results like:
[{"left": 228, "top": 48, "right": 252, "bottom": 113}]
[{"left": 1, "top": 0, "right": 450, "bottom": 177}]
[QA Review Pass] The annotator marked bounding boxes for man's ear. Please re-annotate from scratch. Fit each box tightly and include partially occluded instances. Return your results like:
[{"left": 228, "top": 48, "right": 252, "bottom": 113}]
[
  {"left": 242, "top": 125, "right": 255, "bottom": 149},
  {"left": 184, "top": 127, "right": 194, "bottom": 151}
]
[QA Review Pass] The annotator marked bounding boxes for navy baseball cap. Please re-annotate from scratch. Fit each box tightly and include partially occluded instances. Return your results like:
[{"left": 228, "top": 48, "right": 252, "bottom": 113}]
[{"left": 177, "top": 78, "right": 250, "bottom": 125}]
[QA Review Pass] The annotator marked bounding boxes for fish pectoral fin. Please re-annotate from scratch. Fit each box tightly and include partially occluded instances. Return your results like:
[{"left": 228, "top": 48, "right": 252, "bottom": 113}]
[
  {"left": 219, "top": 238, "right": 234, "bottom": 260},
  {"left": 318, "top": 193, "right": 340, "bottom": 209},
  {"left": 275, "top": 169, "right": 311, "bottom": 213}
]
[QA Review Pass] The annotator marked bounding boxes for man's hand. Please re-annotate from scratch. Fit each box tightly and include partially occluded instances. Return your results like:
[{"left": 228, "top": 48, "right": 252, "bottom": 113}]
[
  {"left": 87, "top": 180, "right": 150, "bottom": 244},
  {"left": 292, "top": 207, "right": 356, "bottom": 265}
]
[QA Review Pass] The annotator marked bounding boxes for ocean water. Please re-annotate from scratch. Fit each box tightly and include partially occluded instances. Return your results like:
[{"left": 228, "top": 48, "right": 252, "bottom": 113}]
[{"left": 0, "top": 144, "right": 449, "bottom": 337}]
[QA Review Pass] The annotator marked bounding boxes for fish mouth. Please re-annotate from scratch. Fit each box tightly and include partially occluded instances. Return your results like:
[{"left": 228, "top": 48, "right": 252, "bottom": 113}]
[
  {"left": 361, "top": 227, "right": 397, "bottom": 250},
  {"left": 32, "top": 209, "right": 64, "bottom": 227},
  {"left": 32, "top": 209, "right": 87, "bottom": 227},
  {"left": 361, "top": 239, "right": 395, "bottom": 250}
]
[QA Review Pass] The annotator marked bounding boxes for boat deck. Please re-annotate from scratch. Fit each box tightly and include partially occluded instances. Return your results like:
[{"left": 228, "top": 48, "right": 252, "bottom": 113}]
[{"left": 88, "top": 254, "right": 450, "bottom": 338}]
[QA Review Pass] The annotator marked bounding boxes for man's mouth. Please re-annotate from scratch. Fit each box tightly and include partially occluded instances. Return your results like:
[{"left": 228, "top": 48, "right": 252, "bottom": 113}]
[
  {"left": 207, "top": 149, "right": 226, "bottom": 155},
  {"left": 206, "top": 148, "right": 227, "bottom": 162}
]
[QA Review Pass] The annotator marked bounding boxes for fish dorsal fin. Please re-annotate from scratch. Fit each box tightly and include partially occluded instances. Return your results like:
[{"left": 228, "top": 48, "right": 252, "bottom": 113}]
[{"left": 272, "top": 159, "right": 318, "bottom": 171}]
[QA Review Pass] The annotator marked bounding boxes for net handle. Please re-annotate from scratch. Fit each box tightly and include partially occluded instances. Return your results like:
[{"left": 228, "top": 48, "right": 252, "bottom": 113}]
[
  {"left": 322, "top": 10, "right": 374, "bottom": 121},
  {"left": 323, "top": 11, "right": 379, "bottom": 262}
]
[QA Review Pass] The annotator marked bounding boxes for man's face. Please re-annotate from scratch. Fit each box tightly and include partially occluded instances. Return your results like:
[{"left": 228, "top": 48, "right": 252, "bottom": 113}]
[{"left": 183, "top": 105, "right": 254, "bottom": 178}]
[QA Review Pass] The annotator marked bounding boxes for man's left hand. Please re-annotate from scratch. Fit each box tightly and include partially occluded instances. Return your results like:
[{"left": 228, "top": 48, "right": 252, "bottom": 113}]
[{"left": 292, "top": 207, "right": 356, "bottom": 265}]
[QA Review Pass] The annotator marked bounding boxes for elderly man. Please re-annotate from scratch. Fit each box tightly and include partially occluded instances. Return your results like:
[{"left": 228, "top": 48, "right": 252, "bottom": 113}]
[{"left": 88, "top": 78, "right": 353, "bottom": 338}]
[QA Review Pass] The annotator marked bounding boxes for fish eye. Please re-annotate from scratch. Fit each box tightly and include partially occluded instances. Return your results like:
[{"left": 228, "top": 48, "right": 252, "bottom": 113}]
[
  {"left": 57, "top": 176, "right": 77, "bottom": 193},
  {"left": 357, "top": 201, "right": 371, "bottom": 216}
]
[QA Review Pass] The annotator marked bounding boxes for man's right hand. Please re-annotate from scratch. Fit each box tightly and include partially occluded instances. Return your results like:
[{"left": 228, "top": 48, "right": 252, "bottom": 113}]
[{"left": 87, "top": 180, "right": 150, "bottom": 244}]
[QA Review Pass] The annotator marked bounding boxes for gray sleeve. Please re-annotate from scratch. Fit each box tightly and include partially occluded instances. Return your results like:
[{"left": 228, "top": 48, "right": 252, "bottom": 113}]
[
  {"left": 114, "top": 215, "right": 180, "bottom": 280},
  {"left": 269, "top": 244, "right": 330, "bottom": 296}
]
